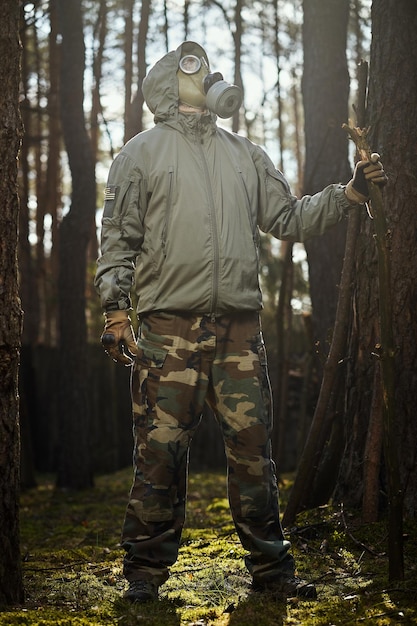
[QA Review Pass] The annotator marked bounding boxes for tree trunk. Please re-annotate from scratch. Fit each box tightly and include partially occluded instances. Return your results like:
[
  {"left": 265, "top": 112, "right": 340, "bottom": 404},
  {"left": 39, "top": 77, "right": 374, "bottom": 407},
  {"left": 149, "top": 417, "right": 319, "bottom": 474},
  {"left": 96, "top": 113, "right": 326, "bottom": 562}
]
[
  {"left": 33, "top": 21, "right": 49, "bottom": 345},
  {"left": 362, "top": 364, "right": 383, "bottom": 522},
  {"left": 273, "top": 242, "right": 294, "bottom": 472},
  {"left": 336, "top": 0, "right": 417, "bottom": 580},
  {"left": 232, "top": 0, "right": 243, "bottom": 134},
  {"left": 337, "top": 0, "right": 417, "bottom": 535},
  {"left": 0, "top": 0, "right": 25, "bottom": 605},
  {"left": 301, "top": 0, "right": 351, "bottom": 365},
  {"left": 125, "top": 0, "right": 151, "bottom": 140},
  {"left": 123, "top": 0, "right": 135, "bottom": 144},
  {"left": 45, "top": 0, "right": 61, "bottom": 347},
  {"left": 283, "top": 0, "right": 352, "bottom": 514},
  {"left": 56, "top": 0, "right": 95, "bottom": 489},
  {"left": 87, "top": 0, "right": 108, "bottom": 326},
  {"left": 367, "top": 0, "right": 417, "bottom": 520},
  {"left": 273, "top": 0, "right": 285, "bottom": 173},
  {"left": 19, "top": 8, "right": 40, "bottom": 347}
]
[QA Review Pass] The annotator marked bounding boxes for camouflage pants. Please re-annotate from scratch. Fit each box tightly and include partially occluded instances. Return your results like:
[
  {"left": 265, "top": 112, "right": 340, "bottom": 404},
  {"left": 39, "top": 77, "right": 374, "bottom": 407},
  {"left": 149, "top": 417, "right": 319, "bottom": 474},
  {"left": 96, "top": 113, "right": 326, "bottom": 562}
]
[{"left": 122, "top": 312, "right": 294, "bottom": 586}]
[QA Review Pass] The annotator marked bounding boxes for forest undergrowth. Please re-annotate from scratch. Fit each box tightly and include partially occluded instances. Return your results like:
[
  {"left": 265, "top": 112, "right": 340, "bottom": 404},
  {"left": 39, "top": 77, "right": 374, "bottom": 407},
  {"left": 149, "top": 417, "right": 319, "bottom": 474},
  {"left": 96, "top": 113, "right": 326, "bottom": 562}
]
[{"left": 1, "top": 468, "right": 416, "bottom": 625}]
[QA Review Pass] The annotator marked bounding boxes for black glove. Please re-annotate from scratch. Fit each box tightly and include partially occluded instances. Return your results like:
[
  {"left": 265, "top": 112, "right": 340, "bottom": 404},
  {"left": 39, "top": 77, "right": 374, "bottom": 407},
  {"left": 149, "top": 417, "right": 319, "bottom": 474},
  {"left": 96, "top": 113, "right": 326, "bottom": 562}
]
[
  {"left": 345, "top": 153, "right": 387, "bottom": 204},
  {"left": 101, "top": 310, "right": 137, "bottom": 365}
]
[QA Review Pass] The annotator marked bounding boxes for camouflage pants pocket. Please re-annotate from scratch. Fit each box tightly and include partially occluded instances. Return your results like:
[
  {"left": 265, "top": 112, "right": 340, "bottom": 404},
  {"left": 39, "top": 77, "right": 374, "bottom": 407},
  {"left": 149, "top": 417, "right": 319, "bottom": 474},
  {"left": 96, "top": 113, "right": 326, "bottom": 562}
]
[
  {"left": 129, "top": 319, "right": 205, "bottom": 524},
  {"left": 132, "top": 337, "right": 176, "bottom": 522},
  {"left": 133, "top": 336, "right": 169, "bottom": 424}
]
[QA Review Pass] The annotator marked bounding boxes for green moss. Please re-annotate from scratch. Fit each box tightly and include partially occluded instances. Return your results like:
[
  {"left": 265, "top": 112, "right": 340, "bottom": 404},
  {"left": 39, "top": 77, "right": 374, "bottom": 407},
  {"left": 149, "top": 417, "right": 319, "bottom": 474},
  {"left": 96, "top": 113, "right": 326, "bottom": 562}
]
[{"left": 1, "top": 469, "right": 415, "bottom": 625}]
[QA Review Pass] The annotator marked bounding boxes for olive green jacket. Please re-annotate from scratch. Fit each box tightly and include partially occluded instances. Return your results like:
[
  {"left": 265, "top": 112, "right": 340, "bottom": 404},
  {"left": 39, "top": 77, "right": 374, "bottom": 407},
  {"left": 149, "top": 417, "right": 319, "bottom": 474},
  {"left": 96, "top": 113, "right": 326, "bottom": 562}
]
[{"left": 95, "top": 42, "right": 353, "bottom": 316}]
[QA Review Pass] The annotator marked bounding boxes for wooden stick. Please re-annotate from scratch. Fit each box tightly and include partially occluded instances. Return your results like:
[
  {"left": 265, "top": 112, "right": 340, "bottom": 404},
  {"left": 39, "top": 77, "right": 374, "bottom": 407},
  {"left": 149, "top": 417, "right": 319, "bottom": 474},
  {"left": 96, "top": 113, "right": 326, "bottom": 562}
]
[{"left": 342, "top": 122, "right": 404, "bottom": 582}]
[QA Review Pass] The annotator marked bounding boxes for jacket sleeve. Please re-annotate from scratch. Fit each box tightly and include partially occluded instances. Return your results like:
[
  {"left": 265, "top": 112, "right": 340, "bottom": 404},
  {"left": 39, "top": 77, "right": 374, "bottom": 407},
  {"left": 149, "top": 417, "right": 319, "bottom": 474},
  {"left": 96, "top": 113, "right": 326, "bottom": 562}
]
[
  {"left": 94, "top": 152, "right": 145, "bottom": 311},
  {"left": 253, "top": 145, "right": 354, "bottom": 241}
]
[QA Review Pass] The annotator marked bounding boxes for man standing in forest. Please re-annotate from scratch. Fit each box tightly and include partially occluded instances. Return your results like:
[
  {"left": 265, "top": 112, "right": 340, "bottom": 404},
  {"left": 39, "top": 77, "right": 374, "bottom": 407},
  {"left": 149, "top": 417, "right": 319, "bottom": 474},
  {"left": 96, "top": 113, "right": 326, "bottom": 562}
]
[{"left": 94, "top": 41, "right": 386, "bottom": 603}]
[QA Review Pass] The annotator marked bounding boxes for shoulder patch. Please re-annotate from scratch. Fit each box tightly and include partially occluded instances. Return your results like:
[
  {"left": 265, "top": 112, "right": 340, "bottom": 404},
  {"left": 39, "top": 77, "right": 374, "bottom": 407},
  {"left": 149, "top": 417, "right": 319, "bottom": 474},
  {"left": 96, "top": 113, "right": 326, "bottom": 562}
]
[{"left": 103, "top": 185, "right": 119, "bottom": 217}]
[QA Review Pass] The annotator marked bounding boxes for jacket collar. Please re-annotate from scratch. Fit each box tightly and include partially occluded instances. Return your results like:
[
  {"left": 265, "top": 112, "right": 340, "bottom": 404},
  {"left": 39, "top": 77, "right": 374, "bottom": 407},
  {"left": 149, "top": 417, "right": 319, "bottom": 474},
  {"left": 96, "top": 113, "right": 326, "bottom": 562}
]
[{"left": 162, "top": 110, "right": 217, "bottom": 140}]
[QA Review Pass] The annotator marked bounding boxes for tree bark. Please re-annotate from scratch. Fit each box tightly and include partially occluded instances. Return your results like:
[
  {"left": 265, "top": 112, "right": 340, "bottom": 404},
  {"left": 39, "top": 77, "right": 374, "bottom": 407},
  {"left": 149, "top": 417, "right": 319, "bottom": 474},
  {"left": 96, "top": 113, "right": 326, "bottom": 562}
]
[
  {"left": 362, "top": 363, "right": 383, "bottom": 522},
  {"left": 336, "top": 0, "right": 417, "bottom": 521},
  {"left": 56, "top": 0, "right": 95, "bottom": 489},
  {"left": 45, "top": 0, "right": 61, "bottom": 346},
  {"left": 273, "top": 242, "right": 294, "bottom": 471},
  {"left": 232, "top": 0, "right": 243, "bottom": 134},
  {"left": 18, "top": 7, "right": 39, "bottom": 347},
  {"left": 273, "top": 0, "right": 285, "bottom": 173},
  {"left": 368, "top": 0, "right": 417, "bottom": 520},
  {"left": 123, "top": 0, "right": 135, "bottom": 144},
  {"left": 301, "top": 0, "right": 351, "bottom": 366},
  {"left": 87, "top": 0, "right": 108, "bottom": 321},
  {"left": 0, "top": 0, "right": 25, "bottom": 605},
  {"left": 125, "top": 0, "right": 151, "bottom": 140}
]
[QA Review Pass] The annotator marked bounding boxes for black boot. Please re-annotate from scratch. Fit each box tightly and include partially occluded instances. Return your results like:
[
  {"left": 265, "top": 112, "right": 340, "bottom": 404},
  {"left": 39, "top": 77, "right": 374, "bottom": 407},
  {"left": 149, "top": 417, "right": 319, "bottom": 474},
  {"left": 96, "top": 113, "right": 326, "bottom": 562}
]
[
  {"left": 252, "top": 575, "right": 317, "bottom": 600},
  {"left": 123, "top": 580, "right": 159, "bottom": 603}
]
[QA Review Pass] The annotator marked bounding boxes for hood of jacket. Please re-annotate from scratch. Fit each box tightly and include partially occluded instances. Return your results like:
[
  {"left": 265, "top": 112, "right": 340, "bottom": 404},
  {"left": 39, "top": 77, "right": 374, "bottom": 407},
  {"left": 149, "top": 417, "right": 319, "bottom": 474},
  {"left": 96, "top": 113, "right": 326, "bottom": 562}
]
[{"left": 142, "top": 41, "right": 211, "bottom": 124}]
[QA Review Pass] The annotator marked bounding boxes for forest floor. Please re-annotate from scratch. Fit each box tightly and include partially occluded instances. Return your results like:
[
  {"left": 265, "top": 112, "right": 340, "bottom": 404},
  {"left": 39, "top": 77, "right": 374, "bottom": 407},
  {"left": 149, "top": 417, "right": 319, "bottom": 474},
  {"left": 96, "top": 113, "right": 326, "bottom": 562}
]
[{"left": 1, "top": 468, "right": 417, "bottom": 625}]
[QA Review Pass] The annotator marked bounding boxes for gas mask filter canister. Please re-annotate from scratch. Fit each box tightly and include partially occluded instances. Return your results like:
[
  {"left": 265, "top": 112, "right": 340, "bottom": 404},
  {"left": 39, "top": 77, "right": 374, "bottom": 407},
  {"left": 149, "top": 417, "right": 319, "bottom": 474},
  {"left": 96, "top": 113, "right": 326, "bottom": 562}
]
[
  {"left": 205, "top": 79, "right": 242, "bottom": 119},
  {"left": 178, "top": 54, "right": 242, "bottom": 119}
]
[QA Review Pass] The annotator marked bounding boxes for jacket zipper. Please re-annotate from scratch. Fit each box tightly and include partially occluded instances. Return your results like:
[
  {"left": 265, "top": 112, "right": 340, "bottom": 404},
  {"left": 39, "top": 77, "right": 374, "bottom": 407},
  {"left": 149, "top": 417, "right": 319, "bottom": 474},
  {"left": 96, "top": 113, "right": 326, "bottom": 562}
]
[
  {"left": 161, "top": 165, "right": 174, "bottom": 257},
  {"left": 197, "top": 135, "right": 219, "bottom": 315},
  {"left": 117, "top": 178, "right": 134, "bottom": 232},
  {"left": 237, "top": 167, "right": 260, "bottom": 255}
]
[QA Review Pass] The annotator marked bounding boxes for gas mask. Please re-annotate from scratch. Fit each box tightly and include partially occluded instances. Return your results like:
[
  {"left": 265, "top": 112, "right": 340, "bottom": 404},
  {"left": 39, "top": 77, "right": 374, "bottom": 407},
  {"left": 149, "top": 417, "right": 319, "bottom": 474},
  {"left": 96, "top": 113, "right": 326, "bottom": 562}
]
[{"left": 177, "top": 54, "right": 242, "bottom": 119}]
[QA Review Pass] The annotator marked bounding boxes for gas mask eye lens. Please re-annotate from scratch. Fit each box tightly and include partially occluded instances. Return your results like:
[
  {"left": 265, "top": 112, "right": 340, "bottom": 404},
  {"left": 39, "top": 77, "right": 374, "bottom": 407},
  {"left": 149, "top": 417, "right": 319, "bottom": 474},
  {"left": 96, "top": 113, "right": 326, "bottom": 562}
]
[{"left": 179, "top": 55, "right": 201, "bottom": 74}]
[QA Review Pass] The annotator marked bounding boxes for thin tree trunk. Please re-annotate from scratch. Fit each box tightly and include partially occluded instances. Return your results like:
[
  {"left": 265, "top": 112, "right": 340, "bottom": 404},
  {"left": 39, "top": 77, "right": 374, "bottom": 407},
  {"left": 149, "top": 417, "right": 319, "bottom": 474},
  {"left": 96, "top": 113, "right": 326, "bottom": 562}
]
[
  {"left": 273, "top": 0, "right": 284, "bottom": 172},
  {"left": 162, "top": 0, "right": 168, "bottom": 51},
  {"left": 56, "top": 0, "right": 95, "bottom": 490},
  {"left": 33, "top": 18, "right": 48, "bottom": 345},
  {"left": 19, "top": 7, "right": 39, "bottom": 346},
  {"left": 297, "top": 313, "right": 314, "bottom": 461},
  {"left": 291, "top": 68, "right": 303, "bottom": 196},
  {"left": 302, "top": 0, "right": 350, "bottom": 368},
  {"left": 45, "top": 0, "right": 61, "bottom": 347},
  {"left": 123, "top": 0, "right": 134, "bottom": 144},
  {"left": 183, "top": 0, "right": 190, "bottom": 40},
  {"left": 125, "top": 0, "right": 151, "bottom": 140},
  {"left": 0, "top": 0, "right": 25, "bottom": 604},
  {"left": 274, "top": 242, "right": 294, "bottom": 471},
  {"left": 232, "top": 0, "right": 243, "bottom": 134},
  {"left": 362, "top": 363, "right": 383, "bottom": 522},
  {"left": 90, "top": 0, "right": 108, "bottom": 162},
  {"left": 17, "top": 4, "right": 38, "bottom": 489},
  {"left": 88, "top": 0, "right": 108, "bottom": 270}
]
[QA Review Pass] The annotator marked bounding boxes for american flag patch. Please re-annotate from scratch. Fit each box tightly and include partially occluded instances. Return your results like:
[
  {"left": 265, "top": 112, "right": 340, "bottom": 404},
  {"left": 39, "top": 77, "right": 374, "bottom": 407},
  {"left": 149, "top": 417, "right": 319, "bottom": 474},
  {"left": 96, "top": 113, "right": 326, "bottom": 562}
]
[{"left": 104, "top": 186, "right": 116, "bottom": 201}]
